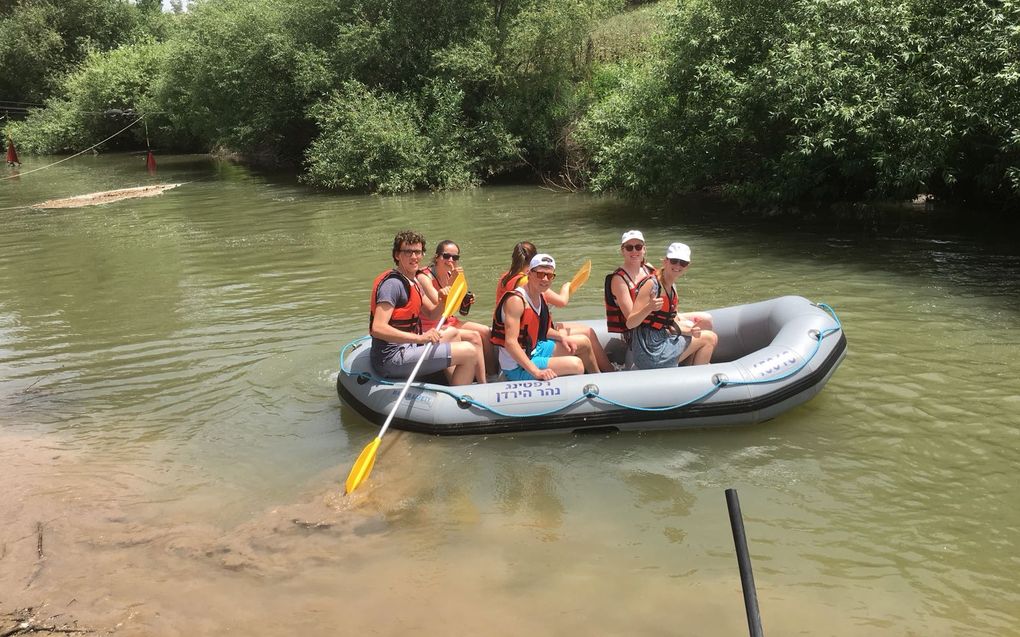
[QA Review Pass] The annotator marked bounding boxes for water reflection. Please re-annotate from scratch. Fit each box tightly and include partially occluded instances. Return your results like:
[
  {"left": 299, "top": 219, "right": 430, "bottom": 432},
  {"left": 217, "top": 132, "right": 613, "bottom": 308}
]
[{"left": 1, "top": 155, "right": 1019, "bottom": 635}]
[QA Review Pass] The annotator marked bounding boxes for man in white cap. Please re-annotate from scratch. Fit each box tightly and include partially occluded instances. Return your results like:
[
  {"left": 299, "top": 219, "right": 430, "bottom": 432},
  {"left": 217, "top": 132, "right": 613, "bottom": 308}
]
[
  {"left": 490, "top": 253, "right": 599, "bottom": 380},
  {"left": 625, "top": 242, "right": 718, "bottom": 369}
]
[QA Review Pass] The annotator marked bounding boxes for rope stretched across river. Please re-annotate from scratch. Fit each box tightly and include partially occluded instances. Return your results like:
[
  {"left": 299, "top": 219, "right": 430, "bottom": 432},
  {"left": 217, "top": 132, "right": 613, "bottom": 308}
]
[{"left": 1, "top": 116, "right": 143, "bottom": 182}]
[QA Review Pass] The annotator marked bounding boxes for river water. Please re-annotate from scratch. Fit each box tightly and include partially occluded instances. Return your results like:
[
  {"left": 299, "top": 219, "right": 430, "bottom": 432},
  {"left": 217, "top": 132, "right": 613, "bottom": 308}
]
[{"left": 1, "top": 154, "right": 1017, "bottom": 636}]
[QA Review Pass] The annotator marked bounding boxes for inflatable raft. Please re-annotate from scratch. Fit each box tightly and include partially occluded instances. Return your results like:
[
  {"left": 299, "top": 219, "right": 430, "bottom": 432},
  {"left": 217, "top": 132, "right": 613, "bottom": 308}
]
[{"left": 336, "top": 296, "right": 846, "bottom": 435}]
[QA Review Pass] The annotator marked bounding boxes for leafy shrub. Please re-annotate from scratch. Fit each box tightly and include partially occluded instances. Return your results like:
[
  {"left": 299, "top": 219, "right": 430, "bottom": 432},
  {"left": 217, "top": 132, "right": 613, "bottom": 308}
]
[
  {"left": 578, "top": 0, "right": 1020, "bottom": 210},
  {"left": 7, "top": 40, "right": 173, "bottom": 153},
  {"left": 302, "top": 79, "right": 520, "bottom": 193},
  {"left": 0, "top": 0, "right": 144, "bottom": 104},
  {"left": 303, "top": 81, "right": 430, "bottom": 193}
]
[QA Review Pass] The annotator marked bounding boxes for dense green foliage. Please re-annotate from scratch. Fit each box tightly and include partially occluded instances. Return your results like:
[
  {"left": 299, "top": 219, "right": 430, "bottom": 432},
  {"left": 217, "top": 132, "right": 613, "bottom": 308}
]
[
  {"left": 8, "top": 40, "right": 172, "bottom": 153},
  {"left": 579, "top": 0, "right": 1020, "bottom": 210},
  {"left": 0, "top": 0, "right": 166, "bottom": 104},
  {"left": 4, "top": 0, "right": 1018, "bottom": 212}
]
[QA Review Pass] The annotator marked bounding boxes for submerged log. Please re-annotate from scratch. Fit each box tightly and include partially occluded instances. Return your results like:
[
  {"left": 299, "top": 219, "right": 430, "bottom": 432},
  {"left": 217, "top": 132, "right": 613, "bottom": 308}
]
[{"left": 31, "top": 184, "right": 181, "bottom": 209}]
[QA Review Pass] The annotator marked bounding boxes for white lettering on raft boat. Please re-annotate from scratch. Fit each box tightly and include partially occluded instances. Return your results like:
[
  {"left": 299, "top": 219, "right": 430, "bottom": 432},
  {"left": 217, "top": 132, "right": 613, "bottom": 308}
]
[
  {"left": 750, "top": 350, "right": 799, "bottom": 378},
  {"left": 493, "top": 381, "right": 562, "bottom": 404},
  {"left": 389, "top": 388, "right": 434, "bottom": 409}
]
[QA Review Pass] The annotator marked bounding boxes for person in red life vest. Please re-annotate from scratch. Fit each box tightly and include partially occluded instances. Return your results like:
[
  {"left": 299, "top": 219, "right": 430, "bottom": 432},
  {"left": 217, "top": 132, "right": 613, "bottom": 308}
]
[
  {"left": 491, "top": 253, "right": 599, "bottom": 381},
  {"left": 495, "top": 241, "right": 536, "bottom": 304},
  {"left": 605, "top": 230, "right": 658, "bottom": 340},
  {"left": 607, "top": 231, "right": 712, "bottom": 346},
  {"left": 417, "top": 239, "right": 494, "bottom": 378},
  {"left": 495, "top": 241, "right": 613, "bottom": 372},
  {"left": 625, "top": 242, "right": 718, "bottom": 369},
  {"left": 370, "top": 230, "right": 482, "bottom": 385}
]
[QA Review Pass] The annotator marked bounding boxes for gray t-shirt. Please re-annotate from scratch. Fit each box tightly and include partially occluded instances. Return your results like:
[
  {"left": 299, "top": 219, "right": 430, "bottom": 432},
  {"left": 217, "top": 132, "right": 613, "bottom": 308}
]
[{"left": 371, "top": 275, "right": 414, "bottom": 364}]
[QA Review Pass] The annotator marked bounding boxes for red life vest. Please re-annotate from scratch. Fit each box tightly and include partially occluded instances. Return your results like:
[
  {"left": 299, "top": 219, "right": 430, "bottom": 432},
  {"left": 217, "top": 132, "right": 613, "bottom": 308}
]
[
  {"left": 419, "top": 266, "right": 460, "bottom": 330},
  {"left": 495, "top": 271, "right": 526, "bottom": 305},
  {"left": 604, "top": 265, "right": 656, "bottom": 333},
  {"left": 490, "top": 289, "right": 550, "bottom": 353},
  {"left": 369, "top": 269, "right": 422, "bottom": 334},
  {"left": 635, "top": 276, "right": 677, "bottom": 330}
]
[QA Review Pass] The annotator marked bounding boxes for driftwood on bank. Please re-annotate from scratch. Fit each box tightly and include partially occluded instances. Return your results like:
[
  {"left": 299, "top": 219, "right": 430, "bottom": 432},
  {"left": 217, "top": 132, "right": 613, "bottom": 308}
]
[
  {"left": 0, "top": 607, "right": 93, "bottom": 636},
  {"left": 30, "top": 184, "right": 181, "bottom": 210}
]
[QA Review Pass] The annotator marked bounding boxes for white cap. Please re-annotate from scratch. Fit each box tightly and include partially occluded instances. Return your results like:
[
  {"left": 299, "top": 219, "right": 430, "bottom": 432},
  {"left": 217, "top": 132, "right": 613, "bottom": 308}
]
[
  {"left": 620, "top": 230, "right": 645, "bottom": 245},
  {"left": 666, "top": 242, "right": 691, "bottom": 261},
  {"left": 529, "top": 253, "right": 556, "bottom": 270}
]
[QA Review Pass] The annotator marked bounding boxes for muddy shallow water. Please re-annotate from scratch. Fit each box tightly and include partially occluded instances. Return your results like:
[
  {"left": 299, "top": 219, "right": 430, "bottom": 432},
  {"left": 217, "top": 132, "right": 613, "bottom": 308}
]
[{"left": 2, "top": 155, "right": 1019, "bottom": 635}]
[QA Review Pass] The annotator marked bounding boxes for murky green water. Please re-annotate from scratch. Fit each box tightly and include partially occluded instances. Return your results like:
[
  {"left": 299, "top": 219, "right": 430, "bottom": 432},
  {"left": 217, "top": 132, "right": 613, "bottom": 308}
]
[{"left": 1, "top": 155, "right": 1018, "bottom": 635}]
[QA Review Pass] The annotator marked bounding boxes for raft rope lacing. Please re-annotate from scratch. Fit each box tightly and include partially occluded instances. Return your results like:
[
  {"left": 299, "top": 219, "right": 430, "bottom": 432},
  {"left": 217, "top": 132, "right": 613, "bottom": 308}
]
[{"left": 338, "top": 303, "right": 843, "bottom": 419}]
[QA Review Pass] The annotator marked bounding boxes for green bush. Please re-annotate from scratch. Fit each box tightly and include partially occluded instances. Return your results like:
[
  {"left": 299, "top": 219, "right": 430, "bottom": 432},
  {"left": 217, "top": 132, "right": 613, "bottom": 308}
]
[
  {"left": 302, "top": 79, "right": 519, "bottom": 193},
  {"left": 303, "top": 81, "right": 430, "bottom": 193},
  {"left": 0, "top": 0, "right": 145, "bottom": 104},
  {"left": 6, "top": 40, "right": 173, "bottom": 154},
  {"left": 578, "top": 0, "right": 1020, "bottom": 210},
  {"left": 152, "top": 0, "right": 320, "bottom": 159}
]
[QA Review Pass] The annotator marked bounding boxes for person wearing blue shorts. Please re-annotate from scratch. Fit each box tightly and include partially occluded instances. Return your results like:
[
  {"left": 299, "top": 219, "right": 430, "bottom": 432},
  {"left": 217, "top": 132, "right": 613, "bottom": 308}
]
[{"left": 491, "top": 253, "right": 597, "bottom": 381}]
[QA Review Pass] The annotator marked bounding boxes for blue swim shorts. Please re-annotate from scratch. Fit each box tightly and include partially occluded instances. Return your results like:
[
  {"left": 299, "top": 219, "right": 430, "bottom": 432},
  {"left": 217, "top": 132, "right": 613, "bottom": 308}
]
[{"left": 503, "top": 339, "right": 555, "bottom": 381}]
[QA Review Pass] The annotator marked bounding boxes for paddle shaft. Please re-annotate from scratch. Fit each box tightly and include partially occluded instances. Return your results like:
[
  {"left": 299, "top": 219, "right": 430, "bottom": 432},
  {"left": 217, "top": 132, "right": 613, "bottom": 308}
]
[
  {"left": 375, "top": 313, "right": 451, "bottom": 440},
  {"left": 726, "top": 488, "right": 764, "bottom": 637},
  {"left": 344, "top": 271, "right": 466, "bottom": 494}
]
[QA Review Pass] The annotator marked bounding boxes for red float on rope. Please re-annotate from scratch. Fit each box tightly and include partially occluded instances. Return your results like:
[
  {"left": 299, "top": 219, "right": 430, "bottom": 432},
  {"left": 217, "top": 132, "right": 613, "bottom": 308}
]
[
  {"left": 146, "top": 150, "right": 156, "bottom": 174},
  {"left": 6, "top": 138, "right": 20, "bottom": 167}
]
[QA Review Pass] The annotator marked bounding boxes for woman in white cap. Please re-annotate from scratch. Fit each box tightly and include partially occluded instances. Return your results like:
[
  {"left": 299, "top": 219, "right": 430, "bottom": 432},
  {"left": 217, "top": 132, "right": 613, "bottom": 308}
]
[
  {"left": 625, "top": 242, "right": 718, "bottom": 369},
  {"left": 605, "top": 230, "right": 657, "bottom": 339}
]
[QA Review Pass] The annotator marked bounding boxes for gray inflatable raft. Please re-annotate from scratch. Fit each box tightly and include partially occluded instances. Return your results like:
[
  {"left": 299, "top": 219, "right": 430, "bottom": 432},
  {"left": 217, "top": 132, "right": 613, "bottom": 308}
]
[{"left": 336, "top": 295, "right": 846, "bottom": 435}]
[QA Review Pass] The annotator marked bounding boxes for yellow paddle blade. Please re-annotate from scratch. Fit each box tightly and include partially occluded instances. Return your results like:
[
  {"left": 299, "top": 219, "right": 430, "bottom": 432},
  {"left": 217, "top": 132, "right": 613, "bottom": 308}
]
[
  {"left": 442, "top": 271, "right": 468, "bottom": 318},
  {"left": 343, "top": 272, "right": 468, "bottom": 496},
  {"left": 344, "top": 436, "right": 381, "bottom": 494},
  {"left": 568, "top": 259, "right": 592, "bottom": 294}
]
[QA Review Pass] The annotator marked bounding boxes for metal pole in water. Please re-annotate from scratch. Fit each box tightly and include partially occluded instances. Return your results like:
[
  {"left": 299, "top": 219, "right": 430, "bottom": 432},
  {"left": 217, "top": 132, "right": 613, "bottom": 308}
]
[{"left": 726, "top": 488, "right": 764, "bottom": 637}]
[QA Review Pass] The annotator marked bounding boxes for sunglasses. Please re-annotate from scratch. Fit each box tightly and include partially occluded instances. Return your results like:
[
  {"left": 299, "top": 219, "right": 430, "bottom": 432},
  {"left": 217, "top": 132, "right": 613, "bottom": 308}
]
[
  {"left": 668, "top": 258, "right": 690, "bottom": 267},
  {"left": 439, "top": 253, "right": 461, "bottom": 261},
  {"left": 399, "top": 249, "right": 424, "bottom": 257},
  {"left": 531, "top": 270, "right": 556, "bottom": 280},
  {"left": 623, "top": 243, "right": 645, "bottom": 252}
]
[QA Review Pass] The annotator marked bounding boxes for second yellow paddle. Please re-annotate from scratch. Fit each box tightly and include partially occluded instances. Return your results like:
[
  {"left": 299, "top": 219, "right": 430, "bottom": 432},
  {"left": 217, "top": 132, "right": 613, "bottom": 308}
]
[{"left": 568, "top": 259, "right": 592, "bottom": 294}]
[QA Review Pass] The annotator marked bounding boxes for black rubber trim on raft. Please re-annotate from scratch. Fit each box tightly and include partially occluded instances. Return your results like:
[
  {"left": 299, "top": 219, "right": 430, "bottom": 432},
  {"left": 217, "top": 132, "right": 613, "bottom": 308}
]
[{"left": 338, "top": 332, "right": 847, "bottom": 436}]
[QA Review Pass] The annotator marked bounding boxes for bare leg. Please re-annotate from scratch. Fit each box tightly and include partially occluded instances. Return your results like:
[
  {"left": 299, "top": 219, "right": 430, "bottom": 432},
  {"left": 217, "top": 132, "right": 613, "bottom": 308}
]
[
  {"left": 553, "top": 335, "right": 599, "bottom": 374},
  {"left": 446, "top": 341, "right": 481, "bottom": 385},
  {"left": 455, "top": 329, "right": 487, "bottom": 383},
  {"left": 679, "top": 311, "right": 713, "bottom": 331},
  {"left": 561, "top": 323, "right": 612, "bottom": 372},
  {"left": 460, "top": 321, "right": 496, "bottom": 376},
  {"left": 678, "top": 330, "right": 718, "bottom": 366},
  {"left": 545, "top": 355, "right": 584, "bottom": 376}
]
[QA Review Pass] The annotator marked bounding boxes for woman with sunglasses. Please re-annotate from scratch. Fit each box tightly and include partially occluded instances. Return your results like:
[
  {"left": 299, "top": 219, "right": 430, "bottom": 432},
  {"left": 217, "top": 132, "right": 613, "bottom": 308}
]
[
  {"left": 605, "top": 230, "right": 658, "bottom": 340},
  {"left": 497, "top": 241, "right": 613, "bottom": 372},
  {"left": 626, "top": 242, "right": 718, "bottom": 369},
  {"left": 418, "top": 240, "right": 495, "bottom": 377}
]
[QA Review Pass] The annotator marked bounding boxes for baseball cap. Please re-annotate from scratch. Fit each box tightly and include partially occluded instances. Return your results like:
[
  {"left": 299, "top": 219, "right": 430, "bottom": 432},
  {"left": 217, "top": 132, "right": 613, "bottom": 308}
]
[
  {"left": 529, "top": 253, "right": 556, "bottom": 270},
  {"left": 665, "top": 242, "right": 691, "bottom": 261},
  {"left": 620, "top": 230, "right": 645, "bottom": 245}
]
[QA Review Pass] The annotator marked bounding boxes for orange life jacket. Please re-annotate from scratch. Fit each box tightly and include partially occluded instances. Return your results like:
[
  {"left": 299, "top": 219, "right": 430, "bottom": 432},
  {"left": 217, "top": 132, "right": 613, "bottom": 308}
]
[
  {"left": 419, "top": 266, "right": 460, "bottom": 331},
  {"left": 495, "top": 271, "right": 527, "bottom": 305},
  {"left": 635, "top": 276, "right": 677, "bottom": 330},
  {"left": 490, "top": 289, "right": 550, "bottom": 354},
  {"left": 604, "top": 264, "right": 656, "bottom": 333},
  {"left": 369, "top": 269, "right": 422, "bottom": 334}
]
